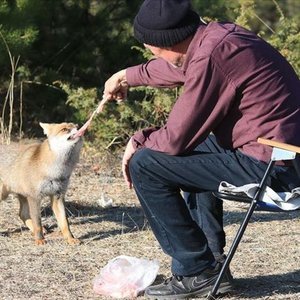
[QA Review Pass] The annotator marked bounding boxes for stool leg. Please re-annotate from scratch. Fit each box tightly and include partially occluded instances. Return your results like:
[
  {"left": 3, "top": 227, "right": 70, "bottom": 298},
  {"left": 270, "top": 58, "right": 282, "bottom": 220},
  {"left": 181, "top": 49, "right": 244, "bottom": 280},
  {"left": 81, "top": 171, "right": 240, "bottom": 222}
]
[
  {"left": 208, "top": 160, "right": 275, "bottom": 299},
  {"left": 207, "top": 201, "right": 257, "bottom": 299}
]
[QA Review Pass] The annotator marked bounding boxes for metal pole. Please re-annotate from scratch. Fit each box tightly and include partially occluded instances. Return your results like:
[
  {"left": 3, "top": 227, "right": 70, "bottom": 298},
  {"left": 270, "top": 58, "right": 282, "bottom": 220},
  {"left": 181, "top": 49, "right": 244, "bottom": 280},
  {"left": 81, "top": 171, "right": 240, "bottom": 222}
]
[{"left": 208, "top": 160, "right": 275, "bottom": 299}]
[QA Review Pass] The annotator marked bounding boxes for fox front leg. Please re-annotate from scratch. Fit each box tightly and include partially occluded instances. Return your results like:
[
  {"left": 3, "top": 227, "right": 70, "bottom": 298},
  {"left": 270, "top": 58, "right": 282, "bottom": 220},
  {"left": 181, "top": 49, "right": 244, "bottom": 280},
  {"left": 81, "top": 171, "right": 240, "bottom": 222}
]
[
  {"left": 26, "top": 197, "right": 46, "bottom": 245},
  {"left": 51, "top": 194, "right": 80, "bottom": 245}
]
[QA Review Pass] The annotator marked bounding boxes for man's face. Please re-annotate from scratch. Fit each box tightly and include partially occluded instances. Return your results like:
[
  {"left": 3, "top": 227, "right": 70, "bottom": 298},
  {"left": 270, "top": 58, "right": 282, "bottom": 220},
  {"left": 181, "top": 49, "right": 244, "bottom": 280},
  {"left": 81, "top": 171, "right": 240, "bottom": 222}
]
[{"left": 144, "top": 44, "right": 185, "bottom": 68}]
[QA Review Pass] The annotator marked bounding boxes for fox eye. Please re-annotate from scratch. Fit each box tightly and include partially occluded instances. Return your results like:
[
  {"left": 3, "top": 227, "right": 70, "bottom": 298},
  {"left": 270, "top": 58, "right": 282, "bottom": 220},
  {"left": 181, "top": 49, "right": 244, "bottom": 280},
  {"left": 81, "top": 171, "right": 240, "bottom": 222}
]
[{"left": 61, "top": 128, "right": 69, "bottom": 133}]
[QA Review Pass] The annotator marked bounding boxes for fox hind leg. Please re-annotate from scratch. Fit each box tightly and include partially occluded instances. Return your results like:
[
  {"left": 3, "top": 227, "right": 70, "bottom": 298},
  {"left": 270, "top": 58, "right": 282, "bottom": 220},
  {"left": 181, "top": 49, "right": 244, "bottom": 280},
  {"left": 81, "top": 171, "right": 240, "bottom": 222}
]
[
  {"left": 18, "top": 195, "right": 35, "bottom": 232},
  {"left": 0, "top": 181, "right": 9, "bottom": 200},
  {"left": 18, "top": 195, "right": 48, "bottom": 236}
]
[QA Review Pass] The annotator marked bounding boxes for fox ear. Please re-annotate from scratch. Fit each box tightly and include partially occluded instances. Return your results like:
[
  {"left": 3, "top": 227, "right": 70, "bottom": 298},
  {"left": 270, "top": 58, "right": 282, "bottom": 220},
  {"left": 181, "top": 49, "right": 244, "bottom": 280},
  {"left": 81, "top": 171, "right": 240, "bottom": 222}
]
[{"left": 39, "top": 122, "right": 50, "bottom": 136}]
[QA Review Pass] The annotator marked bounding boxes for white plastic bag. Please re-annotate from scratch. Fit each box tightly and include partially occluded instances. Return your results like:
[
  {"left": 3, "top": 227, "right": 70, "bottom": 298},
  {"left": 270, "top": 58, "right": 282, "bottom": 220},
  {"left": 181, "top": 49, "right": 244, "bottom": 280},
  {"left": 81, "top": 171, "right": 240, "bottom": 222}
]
[{"left": 93, "top": 255, "right": 159, "bottom": 298}]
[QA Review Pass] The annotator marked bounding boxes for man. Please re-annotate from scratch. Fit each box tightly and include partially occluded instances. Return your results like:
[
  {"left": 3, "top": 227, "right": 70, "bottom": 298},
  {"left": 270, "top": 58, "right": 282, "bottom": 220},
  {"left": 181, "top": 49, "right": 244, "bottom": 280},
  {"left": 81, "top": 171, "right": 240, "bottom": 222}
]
[{"left": 103, "top": 0, "right": 300, "bottom": 298}]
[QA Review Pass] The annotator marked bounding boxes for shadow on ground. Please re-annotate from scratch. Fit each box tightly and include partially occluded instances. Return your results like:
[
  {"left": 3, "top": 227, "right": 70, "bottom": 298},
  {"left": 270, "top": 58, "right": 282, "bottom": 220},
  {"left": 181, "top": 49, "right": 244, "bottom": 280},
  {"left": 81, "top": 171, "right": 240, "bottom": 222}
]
[
  {"left": 232, "top": 270, "right": 300, "bottom": 298},
  {"left": 2, "top": 201, "right": 298, "bottom": 244},
  {"left": 37, "top": 201, "right": 299, "bottom": 241}
]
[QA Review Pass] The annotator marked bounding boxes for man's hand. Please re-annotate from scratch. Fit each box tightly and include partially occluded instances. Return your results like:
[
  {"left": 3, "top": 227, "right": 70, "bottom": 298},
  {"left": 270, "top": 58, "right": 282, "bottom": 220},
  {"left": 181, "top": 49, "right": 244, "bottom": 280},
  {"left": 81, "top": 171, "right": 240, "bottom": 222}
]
[
  {"left": 103, "top": 69, "right": 128, "bottom": 102},
  {"left": 122, "top": 138, "right": 137, "bottom": 189}
]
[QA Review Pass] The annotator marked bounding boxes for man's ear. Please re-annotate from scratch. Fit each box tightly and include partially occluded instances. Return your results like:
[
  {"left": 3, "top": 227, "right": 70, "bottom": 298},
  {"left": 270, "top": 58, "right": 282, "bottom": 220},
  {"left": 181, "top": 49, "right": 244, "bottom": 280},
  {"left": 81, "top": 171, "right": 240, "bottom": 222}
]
[{"left": 39, "top": 122, "right": 50, "bottom": 136}]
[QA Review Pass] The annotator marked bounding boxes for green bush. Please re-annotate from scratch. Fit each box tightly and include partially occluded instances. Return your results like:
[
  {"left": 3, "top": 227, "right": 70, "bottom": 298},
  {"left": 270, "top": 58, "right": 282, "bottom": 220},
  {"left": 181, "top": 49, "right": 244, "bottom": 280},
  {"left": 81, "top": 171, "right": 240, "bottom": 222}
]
[
  {"left": 0, "top": 0, "right": 299, "bottom": 150},
  {"left": 60, "top": 78, "right": 178, "bottom": 150},
  {"left": 268, "top": 17, "right": 300, "bottom": 76},
  {"left": 66, "top": 0, "right": 300, "bottom": 152}
]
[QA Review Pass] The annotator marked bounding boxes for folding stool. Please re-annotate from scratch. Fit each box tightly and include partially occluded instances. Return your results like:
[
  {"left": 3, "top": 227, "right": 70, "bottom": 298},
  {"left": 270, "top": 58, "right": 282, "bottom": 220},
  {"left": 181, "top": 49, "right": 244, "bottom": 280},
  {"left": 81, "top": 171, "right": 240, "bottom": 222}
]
[{"left": 208, "top": 138, "right": 300, "bottom": 299}]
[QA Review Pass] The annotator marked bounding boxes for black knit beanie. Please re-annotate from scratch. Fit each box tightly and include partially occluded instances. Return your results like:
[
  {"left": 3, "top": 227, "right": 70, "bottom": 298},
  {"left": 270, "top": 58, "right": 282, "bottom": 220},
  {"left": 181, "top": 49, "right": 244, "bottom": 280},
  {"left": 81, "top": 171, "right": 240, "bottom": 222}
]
[{"left": 134, "top": 0, "right": 200, "bottom": 47}]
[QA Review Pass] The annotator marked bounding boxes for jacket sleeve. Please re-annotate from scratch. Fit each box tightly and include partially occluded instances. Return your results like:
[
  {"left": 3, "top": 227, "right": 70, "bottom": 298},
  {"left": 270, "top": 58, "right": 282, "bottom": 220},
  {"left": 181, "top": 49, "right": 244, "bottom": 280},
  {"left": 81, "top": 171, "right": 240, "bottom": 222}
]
[
  {"left": 126, "top": 58, "right": 185, "bottom": 88},
  {"left": 131, "top": 55, "right": 237, "bottom": 155}
]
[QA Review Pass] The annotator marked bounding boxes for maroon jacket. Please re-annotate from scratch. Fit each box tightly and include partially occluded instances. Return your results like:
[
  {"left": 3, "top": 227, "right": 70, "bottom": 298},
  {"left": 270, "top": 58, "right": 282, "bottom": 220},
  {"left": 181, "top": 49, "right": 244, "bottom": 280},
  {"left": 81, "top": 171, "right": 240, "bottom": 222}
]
[{"left": 126, "top": 22, "right": 300, "bottom": 163}]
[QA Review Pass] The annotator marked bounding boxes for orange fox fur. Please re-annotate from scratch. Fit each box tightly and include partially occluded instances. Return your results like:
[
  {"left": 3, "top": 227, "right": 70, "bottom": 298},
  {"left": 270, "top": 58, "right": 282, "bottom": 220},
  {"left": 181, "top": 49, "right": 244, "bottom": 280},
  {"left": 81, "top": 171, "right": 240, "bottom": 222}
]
[{"left": 0, "top": 122, "right": 83, "bottom": 245}]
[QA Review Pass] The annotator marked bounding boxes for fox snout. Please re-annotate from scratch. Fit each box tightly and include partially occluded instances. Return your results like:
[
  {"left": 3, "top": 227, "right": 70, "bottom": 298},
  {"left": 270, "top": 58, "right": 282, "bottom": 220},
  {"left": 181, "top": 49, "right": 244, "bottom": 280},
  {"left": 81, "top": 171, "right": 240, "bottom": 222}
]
[{"left": 68, "top": 127, "right": 81, "bottom": 141}]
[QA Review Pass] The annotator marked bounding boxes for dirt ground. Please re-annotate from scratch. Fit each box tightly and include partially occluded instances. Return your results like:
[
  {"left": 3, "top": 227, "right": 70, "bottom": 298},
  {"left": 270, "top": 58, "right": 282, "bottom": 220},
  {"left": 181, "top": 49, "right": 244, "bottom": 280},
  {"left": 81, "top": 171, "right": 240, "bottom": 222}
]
[{"left": 0, "top": 146, "right": 299, "bottom": 300}]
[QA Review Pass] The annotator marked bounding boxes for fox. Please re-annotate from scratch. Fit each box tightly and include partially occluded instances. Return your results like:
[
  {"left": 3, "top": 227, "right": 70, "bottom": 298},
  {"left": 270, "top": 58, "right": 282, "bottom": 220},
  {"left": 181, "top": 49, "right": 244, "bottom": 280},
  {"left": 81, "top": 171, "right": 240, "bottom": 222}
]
[{"left": 0, "top": 122, "right": 83, "bottom": 245}]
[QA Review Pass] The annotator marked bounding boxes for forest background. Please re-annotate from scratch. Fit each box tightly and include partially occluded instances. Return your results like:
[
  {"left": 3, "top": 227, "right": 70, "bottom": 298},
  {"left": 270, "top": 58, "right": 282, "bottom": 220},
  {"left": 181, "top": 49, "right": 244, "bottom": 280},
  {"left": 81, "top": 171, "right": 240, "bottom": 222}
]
[{"left": 0, "top": 0, "right": 299, "bottom": 152}]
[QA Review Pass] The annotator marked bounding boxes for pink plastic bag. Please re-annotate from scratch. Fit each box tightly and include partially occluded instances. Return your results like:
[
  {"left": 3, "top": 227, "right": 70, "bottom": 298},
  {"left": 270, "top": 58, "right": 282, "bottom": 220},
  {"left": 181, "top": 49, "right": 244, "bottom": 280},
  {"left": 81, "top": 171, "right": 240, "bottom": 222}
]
[{"left": 93, "top": 255, "right": 160, "bottom": 298}]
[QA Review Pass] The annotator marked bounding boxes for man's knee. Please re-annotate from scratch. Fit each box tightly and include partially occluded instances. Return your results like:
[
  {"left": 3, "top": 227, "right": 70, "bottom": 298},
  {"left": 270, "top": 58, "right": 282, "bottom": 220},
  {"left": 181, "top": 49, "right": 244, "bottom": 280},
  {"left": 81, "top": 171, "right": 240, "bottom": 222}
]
[{"left": 129, "top": 148, "right": 157, "bottom": 174}]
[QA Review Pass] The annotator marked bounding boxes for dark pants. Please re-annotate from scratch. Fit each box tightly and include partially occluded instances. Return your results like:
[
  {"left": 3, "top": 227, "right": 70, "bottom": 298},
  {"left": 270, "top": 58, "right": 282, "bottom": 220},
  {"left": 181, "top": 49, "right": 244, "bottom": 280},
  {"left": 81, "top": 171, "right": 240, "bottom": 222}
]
[
  {"left": 183, "top": 191, "right": 225, "bottom": 261},
  {"left": 129, "top": 135, "right": 298, "bottom": 276}
]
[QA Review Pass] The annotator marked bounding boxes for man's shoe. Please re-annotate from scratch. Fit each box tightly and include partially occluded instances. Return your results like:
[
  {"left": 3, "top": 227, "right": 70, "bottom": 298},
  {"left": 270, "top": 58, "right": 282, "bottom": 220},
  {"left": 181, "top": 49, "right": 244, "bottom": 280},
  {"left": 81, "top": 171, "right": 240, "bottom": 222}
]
[{"left": 144, "top": 266, "right": 233, "bottom": 299}]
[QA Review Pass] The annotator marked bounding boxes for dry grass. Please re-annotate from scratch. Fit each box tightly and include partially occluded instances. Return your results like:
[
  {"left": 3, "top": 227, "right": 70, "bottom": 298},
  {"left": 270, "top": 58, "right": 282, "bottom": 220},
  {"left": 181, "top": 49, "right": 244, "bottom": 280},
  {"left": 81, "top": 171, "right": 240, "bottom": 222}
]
[{"left": 0, "top": 147, "right": 299, "bottom": 300}]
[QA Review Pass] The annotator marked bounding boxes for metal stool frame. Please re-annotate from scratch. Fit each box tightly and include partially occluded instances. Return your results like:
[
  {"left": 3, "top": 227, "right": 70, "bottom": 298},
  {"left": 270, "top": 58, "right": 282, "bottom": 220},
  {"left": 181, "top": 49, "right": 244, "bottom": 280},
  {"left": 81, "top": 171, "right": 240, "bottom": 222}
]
[{"left": 208, "top": 138, "right": 300, "bottom": 299}]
